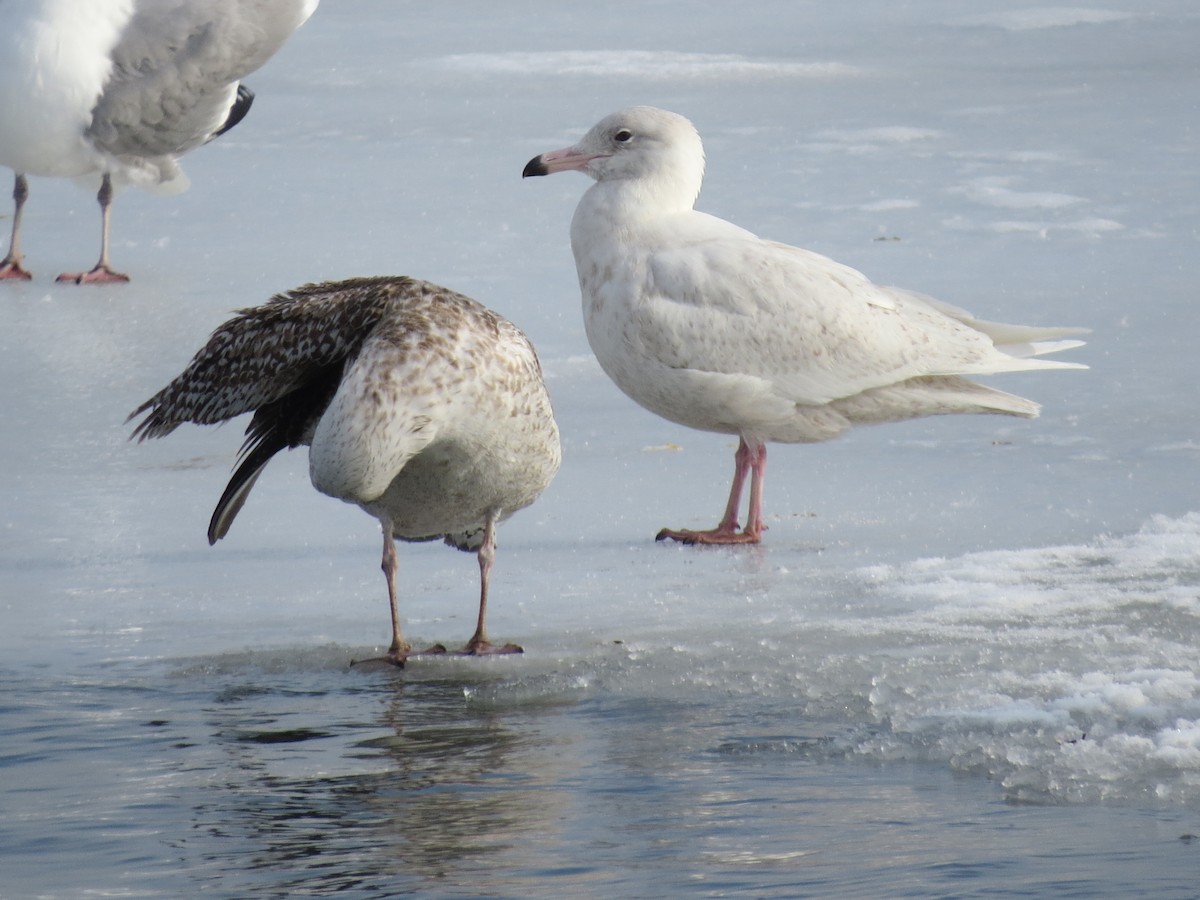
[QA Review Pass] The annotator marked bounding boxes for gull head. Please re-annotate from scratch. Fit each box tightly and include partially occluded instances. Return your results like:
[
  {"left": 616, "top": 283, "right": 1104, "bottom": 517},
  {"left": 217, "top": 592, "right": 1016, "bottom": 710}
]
[{"left": 523, "top": 106, "right": 706, "bottom": 206}]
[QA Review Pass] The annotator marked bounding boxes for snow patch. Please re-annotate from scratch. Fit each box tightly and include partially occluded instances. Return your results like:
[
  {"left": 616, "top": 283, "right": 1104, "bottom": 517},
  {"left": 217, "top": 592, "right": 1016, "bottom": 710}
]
[
  {"left": 848, "top": 513, "right": 1200, "bottom": 801},
  {"left": 951, "top": 176, "right": 1084, "bottom": 210},
  {"left": 429, "top": 51, "right": 863, "bottom": 81},
  {"left": 860, "top": 199, "right": 920, "bottom": 212},
  {"left": 956, "top": 8, "right": 1137, "bottom": 32},
  {"left": 817, "top": 126, "right": 941, "bottom": 145}
]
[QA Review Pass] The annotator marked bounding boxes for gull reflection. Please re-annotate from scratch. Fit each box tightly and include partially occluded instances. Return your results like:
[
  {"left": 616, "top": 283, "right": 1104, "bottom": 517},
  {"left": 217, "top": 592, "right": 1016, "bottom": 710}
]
[{"left": 185, "top": 659, "right": 580, "bottom": 893}]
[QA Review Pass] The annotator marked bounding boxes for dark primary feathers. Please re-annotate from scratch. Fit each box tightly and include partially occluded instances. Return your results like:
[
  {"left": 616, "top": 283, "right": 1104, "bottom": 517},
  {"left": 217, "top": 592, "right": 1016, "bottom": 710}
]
[
  {"left": 206, "top": 360, "right": 343, "bottom": 544},
  {"left": 213, "top": 84, "right": 255, "bottom": 139}
]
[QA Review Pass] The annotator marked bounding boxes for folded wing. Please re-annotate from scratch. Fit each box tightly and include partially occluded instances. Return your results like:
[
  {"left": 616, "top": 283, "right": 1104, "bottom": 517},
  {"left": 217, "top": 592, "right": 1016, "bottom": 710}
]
[{"left": 641, "top": 226, "right": 1085, "bottom": 409}]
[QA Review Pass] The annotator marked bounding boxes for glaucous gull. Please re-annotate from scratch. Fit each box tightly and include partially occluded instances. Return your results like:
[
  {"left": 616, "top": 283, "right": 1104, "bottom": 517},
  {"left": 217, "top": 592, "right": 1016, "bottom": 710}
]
[{"left": 524, "top": 106, "right": 1085, "bottom": 545}]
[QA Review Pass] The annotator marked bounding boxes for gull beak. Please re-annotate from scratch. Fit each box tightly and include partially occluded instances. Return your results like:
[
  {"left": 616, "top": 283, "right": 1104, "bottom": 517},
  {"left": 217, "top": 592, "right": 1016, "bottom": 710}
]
[{"left": 522, "top": 146, "right": 606, "bottom": 178}]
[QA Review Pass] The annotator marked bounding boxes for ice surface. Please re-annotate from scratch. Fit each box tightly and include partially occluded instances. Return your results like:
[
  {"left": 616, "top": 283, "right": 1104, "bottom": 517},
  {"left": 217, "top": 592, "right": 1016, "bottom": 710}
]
[
  {"left": 1, "top": 0, "right": 1199, "bottom": 893},
  {"left": 958, "top": 8, "right": 1139, "bottom": 31},
  {"left": 432, "top": 50, "right": 864, "bottom": 81}
]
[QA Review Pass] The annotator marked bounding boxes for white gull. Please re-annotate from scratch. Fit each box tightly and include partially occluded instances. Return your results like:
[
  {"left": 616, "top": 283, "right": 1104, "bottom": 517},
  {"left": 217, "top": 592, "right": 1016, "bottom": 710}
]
[
  {"left": 523, "top": 105, "right": 1086, "bottom": 545},
  {"left": 130, "top": 276, "right": 562, "bottom": 666},
  {"left": 0, "top": 0, "right": 318, "bottom": 284}
]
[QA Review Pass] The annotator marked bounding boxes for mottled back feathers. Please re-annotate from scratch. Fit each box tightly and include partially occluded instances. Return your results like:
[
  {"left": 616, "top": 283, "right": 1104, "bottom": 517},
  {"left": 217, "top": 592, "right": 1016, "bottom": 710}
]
[{"left": 131, "top": 276, "right": 462, "bottom": 440}]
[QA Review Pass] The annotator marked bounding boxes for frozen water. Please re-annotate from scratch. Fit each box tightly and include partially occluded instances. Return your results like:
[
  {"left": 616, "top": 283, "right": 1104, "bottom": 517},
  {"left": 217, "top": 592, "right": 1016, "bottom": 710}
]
[
  {"left": 2, "top": 0, "right": 1199, "bottom": 896},
  {"left": 431, "top": 50, "right": 864, "bottom": 81},
  {"left": 957, "top": 8, "right": 1139, "bottom": 31}
]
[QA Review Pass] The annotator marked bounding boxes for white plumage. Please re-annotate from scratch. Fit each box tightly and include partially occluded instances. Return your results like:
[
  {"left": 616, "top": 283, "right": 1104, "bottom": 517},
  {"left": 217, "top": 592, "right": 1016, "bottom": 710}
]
[
  {"left": 524, "top": 105, "right": 1086, "bottom": 545},
  {"left": 131, "top": 277, "right": 561, "bottom": 665},
  {"left": 0, "top": 0, "right": 318, "bottom": 283}
]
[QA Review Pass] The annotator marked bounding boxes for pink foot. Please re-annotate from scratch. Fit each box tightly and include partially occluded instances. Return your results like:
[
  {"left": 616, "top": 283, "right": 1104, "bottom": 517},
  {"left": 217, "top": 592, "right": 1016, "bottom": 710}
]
[
  {"left": 389, "top": 642, "right": 453, "bottom": 664},
  {"left": 405, "top": 640, "right": 522, "bottom": 657},
  {"left": 349, "top": 639, "right": 521, "bottom": 668},
  {"left": 349, "top": 642, "right": 429, "bottom": 669},
  {"left": 56, "top": 265, "right": 129, "bottom": 285},
  {"left": 0, "top": 260, "right": 32, "bottom": 280},
  {"left": 655, "top": 526, "right": 763, "bottom": 545},
  {"left": 462, "top": 639, "right": 523, "bottom": 656}
]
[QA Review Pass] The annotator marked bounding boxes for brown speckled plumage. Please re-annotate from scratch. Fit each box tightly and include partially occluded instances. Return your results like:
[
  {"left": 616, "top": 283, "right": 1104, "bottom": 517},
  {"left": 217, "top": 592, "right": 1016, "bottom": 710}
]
[
  {"left": 132, "top": 276, "right": 438, "bottom": 438},
  {"left": 130, "top": 276, "right": 561, "bottom": 665}
]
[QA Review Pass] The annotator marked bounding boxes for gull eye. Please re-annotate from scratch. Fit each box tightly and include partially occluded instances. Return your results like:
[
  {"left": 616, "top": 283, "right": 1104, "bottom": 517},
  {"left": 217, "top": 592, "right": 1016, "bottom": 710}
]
[{"left": 613, "top": 128, "right": 633, "bottom": 143}]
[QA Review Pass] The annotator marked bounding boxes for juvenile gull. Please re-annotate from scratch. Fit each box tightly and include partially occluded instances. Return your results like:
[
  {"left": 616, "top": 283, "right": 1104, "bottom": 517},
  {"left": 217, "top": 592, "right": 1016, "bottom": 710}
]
[
  {"left": 0, "top": 0, "right": 318, "bottom": 283},
  {"left": 130, "top": 276, "right": 562, "bottom": 666},
  {"left": 524, "top": 106, "right": 1086, "bottom": 545}
]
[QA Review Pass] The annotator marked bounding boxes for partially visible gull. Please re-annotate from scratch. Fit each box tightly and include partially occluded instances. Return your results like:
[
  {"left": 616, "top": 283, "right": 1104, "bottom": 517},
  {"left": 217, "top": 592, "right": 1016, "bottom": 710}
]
[
  {"left": 523, "top": 105, "right": 1086, "bottom": 545},
  {"left": 0, "top": 0, "right": 319, "bottom": 283},
  {"left": 130, "top": 276, "right": 562, "bottom": 666}
]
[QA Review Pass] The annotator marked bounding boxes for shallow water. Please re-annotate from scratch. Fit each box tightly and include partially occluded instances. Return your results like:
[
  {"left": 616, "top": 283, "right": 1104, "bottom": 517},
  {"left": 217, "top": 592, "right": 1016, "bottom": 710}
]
[
  {"left": 5, "top": 649, "right": 1199, "bottom": 898},
  {"left": 4, "top": 0, "right": 1200, "bottom": 896}
]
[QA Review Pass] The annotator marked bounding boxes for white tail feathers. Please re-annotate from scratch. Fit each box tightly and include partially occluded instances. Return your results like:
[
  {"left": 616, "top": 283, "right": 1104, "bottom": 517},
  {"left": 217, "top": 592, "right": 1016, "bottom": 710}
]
[
  {"left": 997, "top": 337, "right": 1088, "bottom": 362},
  {"left": 910, "top": 292, "right": 1090, "bottom": 372}
]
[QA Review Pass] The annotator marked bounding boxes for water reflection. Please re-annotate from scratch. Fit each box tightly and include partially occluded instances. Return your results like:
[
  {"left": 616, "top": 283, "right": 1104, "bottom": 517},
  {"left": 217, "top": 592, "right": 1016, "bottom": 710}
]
[
  {"left": 184, "top": 666, "right": 576, "bottom": 894},
  {"left": 6, "top": 651, "right": 1198, "bottom": 898}
]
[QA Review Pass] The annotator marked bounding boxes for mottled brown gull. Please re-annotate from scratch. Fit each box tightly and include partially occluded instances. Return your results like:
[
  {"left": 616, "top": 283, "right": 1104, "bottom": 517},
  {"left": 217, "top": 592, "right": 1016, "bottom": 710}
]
[
  {"left": 130, "top": 276, "right": 561, "bottom": 666},
  {"left": 524, "top": 106, "right": 1086, "bottom": 545},
  {"left": 0, "top": 0, "right": 318, "bottom": 284}
]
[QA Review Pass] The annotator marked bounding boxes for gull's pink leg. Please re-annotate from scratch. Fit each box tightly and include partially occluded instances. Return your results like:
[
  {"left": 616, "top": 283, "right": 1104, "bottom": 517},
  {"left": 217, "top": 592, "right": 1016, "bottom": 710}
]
[
  {"left": 715, "top": 438, "right": 753, "bottom": 533},
  {"left": 742, "top": 441, "right": 768, "bottom": 540},
  {"left": 657, "top": 436, "right": 767, "bottom": 545},
  {"left": 380, "top": 522, "right": 411, "bottom": 665},
  {"left": 352, "top": 519, "right": 451, "bottom": 667},
  {"left": 463, "top": 514, "right": 522, "bottom": 656},
  {"left": 0, "top": 174, "right": 33, "bottom": 280},
  {"left": 352, "top": 515, "right": 521, "bottom": 668},
  {"left": 352, "top": 520, "right": 445, "bottom": 668},
  {"left": 57, "top": 173, "right": 130, "bottom": 284}
]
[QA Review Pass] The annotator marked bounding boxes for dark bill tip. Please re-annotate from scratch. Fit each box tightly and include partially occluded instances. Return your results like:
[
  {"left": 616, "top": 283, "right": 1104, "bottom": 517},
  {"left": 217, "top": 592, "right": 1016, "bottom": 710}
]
[{"left": 522, "top": 155, "right": 549, "bottom": 178}]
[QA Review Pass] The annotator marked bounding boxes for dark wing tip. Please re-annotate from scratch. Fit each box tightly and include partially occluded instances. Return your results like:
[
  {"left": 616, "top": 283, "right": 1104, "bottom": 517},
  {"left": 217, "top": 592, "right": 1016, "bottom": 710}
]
[
  {"left": 126, "top": 401, "right": 170, "bottom": 443},
  {"left": 213, "top": 84, "right": 255, "bottom": 139},
  {"left": 522, "top": 155, "right": 548, "bottom": 178},
  {"left": 207, "top": 452, "right": 273, "bottom": 545}
]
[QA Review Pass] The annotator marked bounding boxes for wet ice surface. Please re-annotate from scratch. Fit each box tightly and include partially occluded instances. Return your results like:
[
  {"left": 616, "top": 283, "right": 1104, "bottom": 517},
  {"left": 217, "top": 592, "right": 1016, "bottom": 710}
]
[{"left": 3, "top": 0, "right": 1200, "bottom": 896}]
